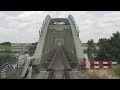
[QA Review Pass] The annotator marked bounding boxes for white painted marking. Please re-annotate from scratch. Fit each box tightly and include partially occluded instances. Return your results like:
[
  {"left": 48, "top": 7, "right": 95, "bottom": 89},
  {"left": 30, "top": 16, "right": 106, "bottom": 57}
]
[
  {"left": 94, "top": 66, "right": 99, "bottom": 68},
  {"left": 94, "top": 62, "right": 99, "bottom": 64},
  {"left": 103, "top": 62, "right": 108, "bottom": 64},
  {"left": 86, "top": 62, "right": 90, "bottom": 67},
  {"left": 103, "top": 66, "right": 108, "bottom": 68},
  {"left": 12, "top": 64, "right": 17, "bottom": 69},
  {"left": 86, "top": 66, "right": 90, "bottom": 68},
  {"left": 112, "top": 62, "right": 117, "bottom": 64}
]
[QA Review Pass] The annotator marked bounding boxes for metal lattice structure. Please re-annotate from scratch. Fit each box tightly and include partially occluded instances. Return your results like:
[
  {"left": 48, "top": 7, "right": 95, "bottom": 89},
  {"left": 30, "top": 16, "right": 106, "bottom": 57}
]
[
  {"left": 19, "top": 15, "right": 89, "bottom": 79},
  {"left": 33, "top": 15, "right": 85, "bottom": 69}
]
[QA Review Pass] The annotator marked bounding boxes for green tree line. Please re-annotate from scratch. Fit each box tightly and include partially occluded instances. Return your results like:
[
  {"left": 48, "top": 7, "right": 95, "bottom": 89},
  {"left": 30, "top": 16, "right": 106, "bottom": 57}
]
[
  {"left": 0, "top": 42, "right": 11, "bottom": 46},
  {"left": 87, "top": 31, "right": 120, "bottom": 64}
]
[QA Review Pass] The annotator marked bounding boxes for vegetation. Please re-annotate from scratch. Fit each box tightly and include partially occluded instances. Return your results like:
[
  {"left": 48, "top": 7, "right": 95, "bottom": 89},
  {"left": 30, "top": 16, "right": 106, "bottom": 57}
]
[
  {"left": 87, "top": 39, "right": 97, "bottom": 61},
  {"left": 0, "top": 49, "right": 11, "bottom": 53},
  {"left": 95, "top": 31, "right": 120, "bottom": 63},
  {"left": 32, "top": 65, "right": 40, "bottom": 74},
  {"left": 0, "top": 53, "right": 11, "bottom": 61},
  {"left": 0, "top": 53, "right": 17, "bottom": 63},
  {"left": 28, "top": 42, "right": 37, "bottom": 56},
  {"left": 0, "top": 42, "right": 11, "bottom": 46},
  {"left": 0, "top": 42, "right": 11, "bottom": 54},
  {"left": 110, "top": 65, "right": 120, "bottom": 78},
  {"left": 87, "top": 64, "right": 120, "bottom": 79},
  {"left": 86, "top": 31, "right": 120, "bottom": 78}
]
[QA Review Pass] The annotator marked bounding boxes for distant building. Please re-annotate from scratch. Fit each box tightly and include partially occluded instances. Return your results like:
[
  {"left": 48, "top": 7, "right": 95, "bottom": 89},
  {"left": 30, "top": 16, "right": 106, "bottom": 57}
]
[
  {"left": 81, "top": 43, "right": 99, "bottom": 51},
  {"left": 11, "top": 43, "right": 32, "bottom": 54},
  {"left": 81, "top": 43, "right": 99, "bottom": 61},
  {"left": 0, "top": 42, "right": 99, "bottom": 54}
]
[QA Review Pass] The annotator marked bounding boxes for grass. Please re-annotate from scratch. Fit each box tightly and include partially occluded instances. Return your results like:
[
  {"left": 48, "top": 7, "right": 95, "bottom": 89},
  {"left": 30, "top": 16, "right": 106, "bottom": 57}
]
[
  {"left": 87, "top": 69, "right": 110, "bottom": 79},
  {"left": 109, "top": 65, "right": 120, "bottom": 78},
  {"left": 87, "top": 65, "right": 120, "bottom": 79}
]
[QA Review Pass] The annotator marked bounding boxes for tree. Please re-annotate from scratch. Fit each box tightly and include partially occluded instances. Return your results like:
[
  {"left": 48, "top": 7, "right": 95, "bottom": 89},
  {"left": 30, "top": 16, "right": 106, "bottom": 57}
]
[
  {"left": 0, "top": 53, "right": 11, "bottom": 61},
  {"left": 96, "top": 31, "right": 120, "bottom": 63},
  {"left": 0, "top": 42, "right": 11, "bottom": 46},
  {"left": 87, "top": 39, "right": 96, "bottom": 61},
  {"left": 28, "top": 42, "right": 37, "bottom": 56}
]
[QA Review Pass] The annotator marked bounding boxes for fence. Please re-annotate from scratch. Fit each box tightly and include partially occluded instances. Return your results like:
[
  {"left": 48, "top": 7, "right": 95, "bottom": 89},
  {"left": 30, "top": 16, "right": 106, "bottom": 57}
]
[{"left": 81, "top": 61, "right": 117, "bottom": 69}]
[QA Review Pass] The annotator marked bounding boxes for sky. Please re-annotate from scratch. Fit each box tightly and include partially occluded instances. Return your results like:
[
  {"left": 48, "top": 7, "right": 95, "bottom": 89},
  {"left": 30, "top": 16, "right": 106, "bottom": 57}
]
[{"left": 0, "top": 11, "right": 120, "bottom": 43}]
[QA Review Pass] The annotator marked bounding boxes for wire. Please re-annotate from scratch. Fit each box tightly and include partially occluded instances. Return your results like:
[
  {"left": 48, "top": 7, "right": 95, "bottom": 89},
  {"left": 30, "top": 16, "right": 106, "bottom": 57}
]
[{"left": 56, "top": 11, "right": 61, "bottom": 18}]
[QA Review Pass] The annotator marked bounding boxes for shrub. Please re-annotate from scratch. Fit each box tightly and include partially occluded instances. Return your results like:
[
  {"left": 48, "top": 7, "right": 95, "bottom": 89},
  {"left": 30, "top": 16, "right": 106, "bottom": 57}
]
[{"left": 33, "top": 65, "right": 40, "bottom": 74}]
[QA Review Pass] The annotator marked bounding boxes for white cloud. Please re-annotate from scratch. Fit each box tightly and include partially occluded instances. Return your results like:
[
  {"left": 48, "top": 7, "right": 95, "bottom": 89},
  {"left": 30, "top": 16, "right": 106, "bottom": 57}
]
[
  {"left": 0, "top": 11, "right": 89, "bottom": 43},
  {"left": 0, "top": 11, "right": 120, "bottom": 43},
  {"left": 78, "top": 11, "right": 120, "bottom": 42},
  {"left": 96, "top": 12, "right": 120, "bottom": 37},
  {"left": 0, "top": 12, "right": 7, "bottom": 19},
  {"left": 0, "top": 27, "right": 8, "bottom": 33}
]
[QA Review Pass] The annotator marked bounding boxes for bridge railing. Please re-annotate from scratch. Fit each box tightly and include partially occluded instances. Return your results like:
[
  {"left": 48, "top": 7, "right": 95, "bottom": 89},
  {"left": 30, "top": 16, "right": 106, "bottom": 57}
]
[{"left": 20, "top": 56, "right": 34, "bottom": 79}]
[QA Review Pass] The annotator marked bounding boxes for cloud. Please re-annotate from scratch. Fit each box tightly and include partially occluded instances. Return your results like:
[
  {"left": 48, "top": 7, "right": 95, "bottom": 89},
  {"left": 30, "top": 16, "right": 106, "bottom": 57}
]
[
  {"left": 0, "top": 11, "right": 89, "bottom": 43},
  {"left": 0, "top": 27, "right": 8, "bottom": 33},
  {"left": 0, "top": 12, "right": 7, "bottom": 19},
  {"left": 0, "top": 11, "right": 120, "bottom": 43},
  {"left": 96, "top": 12, "right": 120, "bottom": 36},
  {"left": 78, "top": 11, "right": 120, "bottom": 42}
]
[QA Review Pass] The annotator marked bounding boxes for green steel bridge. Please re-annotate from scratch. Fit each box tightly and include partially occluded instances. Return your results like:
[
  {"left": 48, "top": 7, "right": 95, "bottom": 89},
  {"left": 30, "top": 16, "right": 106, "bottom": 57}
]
[{"left": 0, "top": 15, "right": 99, "bottom": 79}]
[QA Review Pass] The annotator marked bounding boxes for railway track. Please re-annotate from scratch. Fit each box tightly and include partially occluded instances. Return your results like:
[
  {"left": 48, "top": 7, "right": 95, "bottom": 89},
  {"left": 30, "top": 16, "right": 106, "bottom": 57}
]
[
  {"left": 47, "top": 46, "right": 71, "bottom": 79},
  {"left": 48, "top": 69, "right": 70, "bottom": 79}
]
